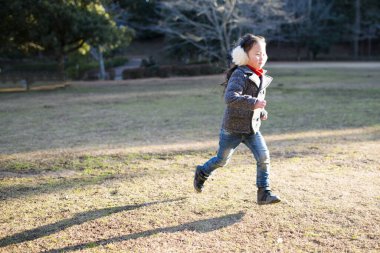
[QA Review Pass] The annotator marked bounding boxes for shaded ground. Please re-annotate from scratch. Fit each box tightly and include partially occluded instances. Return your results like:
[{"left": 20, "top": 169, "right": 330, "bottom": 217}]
[{"left": 0, "top": 64, "right": 379, "bottom": 252}]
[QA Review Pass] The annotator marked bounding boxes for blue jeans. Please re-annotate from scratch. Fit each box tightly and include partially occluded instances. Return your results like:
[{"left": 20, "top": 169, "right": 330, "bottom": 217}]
[{"left": 201, "top": 129, "right": 270, "bottom": 189}]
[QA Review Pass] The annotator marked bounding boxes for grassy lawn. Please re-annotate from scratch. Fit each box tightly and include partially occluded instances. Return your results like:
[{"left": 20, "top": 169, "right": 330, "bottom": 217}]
[{"left": 0, "top": 67, "right": 379, "bottom": 252}]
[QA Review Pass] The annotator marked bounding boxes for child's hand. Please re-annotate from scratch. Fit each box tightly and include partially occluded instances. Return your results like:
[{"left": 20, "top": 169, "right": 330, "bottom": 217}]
[
  {"left": 261, "top": 114, "right": 268, "bottom": 120},
  {"left": 253, "top": 99, "right": 266, "bottom": 109}
]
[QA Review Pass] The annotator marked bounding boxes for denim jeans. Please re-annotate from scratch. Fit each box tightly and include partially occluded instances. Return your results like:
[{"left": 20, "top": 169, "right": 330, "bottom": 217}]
[{"left": 201, "top": 128, "right": 270, "bottom": 189}]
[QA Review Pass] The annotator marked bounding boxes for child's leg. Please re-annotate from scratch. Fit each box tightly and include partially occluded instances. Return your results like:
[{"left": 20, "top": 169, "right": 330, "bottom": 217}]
[
  {"left": 201, "top": 129, "right": 242, "bottom": 176},
  {"left": 242, "top": 131, "right": 270, "bottom": 189},
  {"left": 243, "top": 131, "right": 281, "bottom": 204}
]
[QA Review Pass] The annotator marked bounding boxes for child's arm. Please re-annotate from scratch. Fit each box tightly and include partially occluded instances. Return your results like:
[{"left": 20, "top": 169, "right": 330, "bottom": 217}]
[{"left": 224, "top": 71, "right": 265, "bottom": 110}]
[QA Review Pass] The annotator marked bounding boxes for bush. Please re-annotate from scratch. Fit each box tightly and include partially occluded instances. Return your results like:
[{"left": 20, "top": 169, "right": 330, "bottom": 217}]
[
  {"left": 0, "top": 54, "right": 127, "bottom": 81},
  {"left": 66, "top": 62, "right": 98, "bottom": 80},
  {"left": 80, "top": 68, "right": 116, "bottom": 80},
  {"left": 105, "top": 56, "right": 129, "bottom": 68},
  {"left": 65, "top": 54, "right": 128, "bottom": 80},
  {"left": 0, "top": 60, "right": 59, "bottom": 73}
]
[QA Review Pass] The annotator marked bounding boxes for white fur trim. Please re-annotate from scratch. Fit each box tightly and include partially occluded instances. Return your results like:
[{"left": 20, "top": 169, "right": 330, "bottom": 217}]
[{"left": 231, "top": 46, "right": 249, "bottom": 66}]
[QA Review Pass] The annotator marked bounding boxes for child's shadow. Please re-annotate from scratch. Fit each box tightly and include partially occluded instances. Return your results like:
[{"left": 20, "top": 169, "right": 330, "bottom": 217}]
[
  {"left": 0, "top": 198, "right": 185, "bottom": 248},
  {"left": 44, "top": 211, "right": 245, "bottom": 253}
]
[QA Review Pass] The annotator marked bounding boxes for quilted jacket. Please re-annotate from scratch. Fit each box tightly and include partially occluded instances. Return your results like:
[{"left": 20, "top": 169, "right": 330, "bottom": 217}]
[{"left": 221, "top": 65, "right": 273, "bottom": 134}]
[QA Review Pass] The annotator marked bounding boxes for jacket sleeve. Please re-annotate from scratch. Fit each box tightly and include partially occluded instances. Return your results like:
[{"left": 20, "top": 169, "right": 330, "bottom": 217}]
[{"left": 224, "top": 70, "right": 257, "bottom": 110}]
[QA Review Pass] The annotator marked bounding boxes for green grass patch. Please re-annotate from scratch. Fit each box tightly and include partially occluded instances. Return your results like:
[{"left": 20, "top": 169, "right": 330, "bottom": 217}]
[
  {"left": 268, "top": 67, "right": 380, "bottom": 86},
  {"left": 1, "top": 67, "right": 379, "bottom": 154}
]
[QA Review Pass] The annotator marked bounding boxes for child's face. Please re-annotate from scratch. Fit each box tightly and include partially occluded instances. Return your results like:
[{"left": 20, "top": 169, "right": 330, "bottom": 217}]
[{"left": 247, "top": 41, "right": 267, "bottom": 70}]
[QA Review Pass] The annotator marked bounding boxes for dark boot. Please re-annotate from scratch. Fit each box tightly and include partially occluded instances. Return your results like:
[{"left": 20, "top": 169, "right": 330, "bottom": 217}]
[
  {"left": 194, "top": 166, "right": 208, "bottom": 193},
  {"left": 257, "top": 187, "right": 281, "bottom": 205}
]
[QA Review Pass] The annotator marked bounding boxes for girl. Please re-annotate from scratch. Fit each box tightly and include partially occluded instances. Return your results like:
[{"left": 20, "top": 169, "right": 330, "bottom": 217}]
[{"left": 194, "top": 34, "right": 281, "bottom": 205}]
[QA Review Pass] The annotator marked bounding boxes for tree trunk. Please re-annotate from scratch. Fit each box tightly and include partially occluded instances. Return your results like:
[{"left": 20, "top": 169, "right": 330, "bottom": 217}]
[
  {"left": 98, "top": 46, "right": 106, "bottom": 80},
  {"left": 307, "top": 0, "right": 313, "bottom": 61},
  {"left": 308, "top": 0, "right": 312, "bottom": 19},
  {"left": 58, "top": 54, "right": 65, "bottom": 81},
  {"left": 20, "top": 79, "right": 30, "bottom": 91},
  {"left": 353, "top": 0, "right": 361, "bottom": 58},
  {"left": 368, "top": 37, "right": 372, "bottom": 58},
  {"left": 296, "top": 43, "right": 301, "bottom": 61}
]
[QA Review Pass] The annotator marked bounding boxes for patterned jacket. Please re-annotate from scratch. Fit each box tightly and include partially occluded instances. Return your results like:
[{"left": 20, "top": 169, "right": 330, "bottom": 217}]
[{"left": 222, "top": 65, "right": 273, "bottom": 134}]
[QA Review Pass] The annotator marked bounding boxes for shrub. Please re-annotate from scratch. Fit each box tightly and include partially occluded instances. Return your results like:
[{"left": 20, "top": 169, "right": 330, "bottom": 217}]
[
  {"left": 0, "top": 60, "right": 59, "bottom": 73},
  {"left": 105, "top": 56, "right": 129, "bottom": 68},
  {"left": 65, "top": 53, "right": 128, "bottom": 80}
]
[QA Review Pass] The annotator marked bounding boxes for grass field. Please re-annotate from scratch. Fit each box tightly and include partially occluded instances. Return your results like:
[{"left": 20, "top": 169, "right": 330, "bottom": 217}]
[{"left": 0, "top": 65, "right": 379, "bottom": 252}]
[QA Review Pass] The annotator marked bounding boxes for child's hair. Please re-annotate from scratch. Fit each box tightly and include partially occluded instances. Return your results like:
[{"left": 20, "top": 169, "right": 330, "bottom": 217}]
[{"left": 221, "top": 34, "right": 266, "bottom": 92}]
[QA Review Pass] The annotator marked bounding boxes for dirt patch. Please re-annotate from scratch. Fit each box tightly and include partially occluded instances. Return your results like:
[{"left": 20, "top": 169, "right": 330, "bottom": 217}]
[{"left": 0, "top": 136, "right": 379, "bottom": 252}]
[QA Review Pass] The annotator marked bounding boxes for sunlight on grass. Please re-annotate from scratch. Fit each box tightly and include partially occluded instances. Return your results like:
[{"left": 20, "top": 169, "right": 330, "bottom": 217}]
[
  {"left": 0, "top": 67, "right": 379, "bottom": 252},
  {"left": 0, "top": 68, "right": 379, "bottom": 155}
]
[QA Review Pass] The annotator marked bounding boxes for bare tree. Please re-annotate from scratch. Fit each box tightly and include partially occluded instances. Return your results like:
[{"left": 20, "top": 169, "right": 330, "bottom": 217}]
[
  {"left": 283, "top": 0, "right": 339, "bottom": 60},
  {"left": 154, "top": 0, "right": 292, "bottom": 66},
  {"left": 361, "top": 20, "right": 380, "bottom": 58},
  {"left": 358, "top": 1, "right": 380, "bottom": 58}
]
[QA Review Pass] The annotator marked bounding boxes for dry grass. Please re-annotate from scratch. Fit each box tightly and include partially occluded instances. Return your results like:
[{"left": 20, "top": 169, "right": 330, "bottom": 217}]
[
  {"left": 0, "top": 66, "right": 379, "bottom": 252},
  {"left": 0, "top": 83, "right": 69, "bottom": 93}
]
